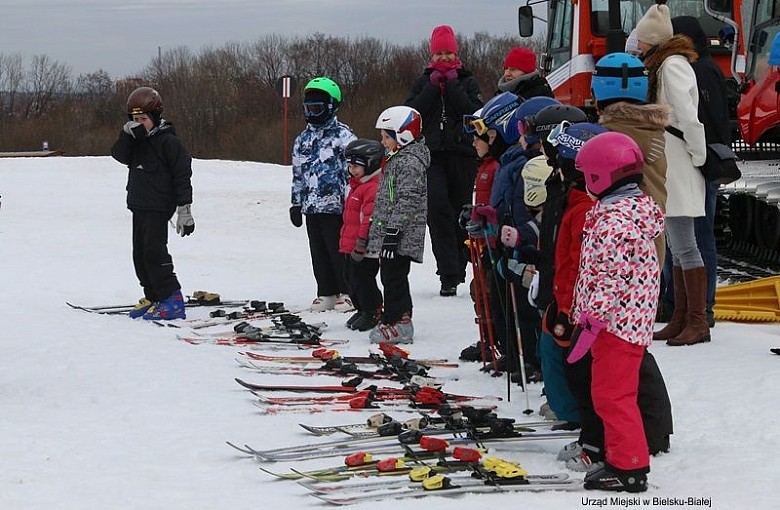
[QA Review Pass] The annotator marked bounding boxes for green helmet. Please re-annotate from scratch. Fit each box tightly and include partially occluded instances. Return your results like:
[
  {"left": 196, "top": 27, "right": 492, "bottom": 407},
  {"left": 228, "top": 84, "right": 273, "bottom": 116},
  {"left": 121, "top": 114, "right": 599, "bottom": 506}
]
[{"left": 304, "top": 77, "right": 342, "bottom": 103}]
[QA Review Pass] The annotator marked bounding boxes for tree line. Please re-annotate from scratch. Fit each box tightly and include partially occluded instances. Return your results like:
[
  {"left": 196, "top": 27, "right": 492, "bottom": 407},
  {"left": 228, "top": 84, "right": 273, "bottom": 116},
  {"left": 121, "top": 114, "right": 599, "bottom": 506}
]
[{"left": 0, "top": 32, "right": 543, "bottom": 163}]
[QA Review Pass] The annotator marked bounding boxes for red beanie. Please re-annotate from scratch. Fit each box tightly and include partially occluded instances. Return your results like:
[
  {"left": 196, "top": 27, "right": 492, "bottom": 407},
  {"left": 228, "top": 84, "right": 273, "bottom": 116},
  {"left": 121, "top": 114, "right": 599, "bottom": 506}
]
[
  {"left": 430, "top": 25, "right": 458, "bottom": 54},
  {"left": 504, "top": 47, "right": 537, "bottom": 73}
]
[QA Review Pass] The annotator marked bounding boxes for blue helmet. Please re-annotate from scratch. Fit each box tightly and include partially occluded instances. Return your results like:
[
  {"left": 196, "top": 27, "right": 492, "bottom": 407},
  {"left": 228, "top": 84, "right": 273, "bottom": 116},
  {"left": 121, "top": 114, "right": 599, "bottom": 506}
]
[
  {"left": 512, "top": 96, "right": 561, "bottom": 145},
  {"left": 549, "top": 122, "right": 609, "bottom": 161},
  {"left": 480, "top": 92, "right": 524, "bottom": 144},
  {"left": 591, "top": 52, "right": 648, "bottom": 105}
]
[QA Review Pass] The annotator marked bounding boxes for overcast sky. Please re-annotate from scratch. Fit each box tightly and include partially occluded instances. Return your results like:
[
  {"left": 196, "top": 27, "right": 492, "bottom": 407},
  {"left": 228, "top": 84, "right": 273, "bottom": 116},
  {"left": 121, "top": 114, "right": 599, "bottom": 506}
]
[{"left": 0, "top": 0, "right": 546, "bottom": 78}]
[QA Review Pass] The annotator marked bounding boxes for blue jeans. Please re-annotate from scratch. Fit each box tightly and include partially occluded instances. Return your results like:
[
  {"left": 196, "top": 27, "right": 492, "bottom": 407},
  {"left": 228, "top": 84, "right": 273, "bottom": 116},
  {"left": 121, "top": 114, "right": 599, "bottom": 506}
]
[
  {"left": 538, "top": 331, "right": 580, "bottom": 423},
  {"left": 662, "top": 181, "right": 718, "bottom": 317}
]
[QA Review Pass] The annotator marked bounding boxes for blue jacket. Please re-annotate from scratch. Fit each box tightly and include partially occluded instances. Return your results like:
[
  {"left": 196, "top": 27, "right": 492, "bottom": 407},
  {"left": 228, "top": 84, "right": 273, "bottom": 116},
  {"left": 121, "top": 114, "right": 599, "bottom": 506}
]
[
  {"left": 291, "top": 116, "right": 356, "bottom": 214},
  {"left": 489, "top": 145, "right": 540, "bottom": 227}
]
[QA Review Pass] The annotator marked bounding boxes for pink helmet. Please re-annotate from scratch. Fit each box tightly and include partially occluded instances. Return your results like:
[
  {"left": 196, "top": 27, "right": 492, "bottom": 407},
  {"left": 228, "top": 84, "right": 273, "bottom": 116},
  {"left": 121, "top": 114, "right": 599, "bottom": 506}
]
[{"left": 575, "top": 131, "right": 644, "bottom": 198}]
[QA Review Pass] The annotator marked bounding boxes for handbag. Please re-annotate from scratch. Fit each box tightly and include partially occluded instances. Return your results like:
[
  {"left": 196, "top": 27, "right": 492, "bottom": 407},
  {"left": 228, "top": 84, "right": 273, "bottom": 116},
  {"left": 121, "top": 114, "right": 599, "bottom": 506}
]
[
  {"left": 665, "top": 126, "right": 742, "bottom": 185},
  {"left": 702, "top": 142, "right": 742, "bottom": 185}
]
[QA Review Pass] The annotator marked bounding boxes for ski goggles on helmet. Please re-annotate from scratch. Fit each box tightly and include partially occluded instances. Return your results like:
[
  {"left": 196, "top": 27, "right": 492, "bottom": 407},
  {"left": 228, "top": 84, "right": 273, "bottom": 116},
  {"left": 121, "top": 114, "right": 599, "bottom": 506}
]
[
  {"left": 546, "top": 120, "right": 572, "bottom": 146},
  {"left": 346, "top": 154, "right": 369, "bottom": 168},
  {"left": 463, "top": 116, "right": 489, "bottom": 136},
  {"left": 303, "top": 101, "right": 330, "bottom": 117}
]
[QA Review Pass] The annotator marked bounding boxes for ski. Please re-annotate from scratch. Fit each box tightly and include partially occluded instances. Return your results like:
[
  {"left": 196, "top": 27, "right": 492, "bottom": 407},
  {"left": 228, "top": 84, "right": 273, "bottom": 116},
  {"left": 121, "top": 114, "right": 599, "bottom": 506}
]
[
  {"left": 244, "top": 429, "right": 579, "bottom": 463},
  {"left": 310, "top": 475, "right": 581, "bottom": 504},
  {"left": 65, "top": 298, "right": 250, "bottom": 315},
  {"left": 297, "top": 416, "right": 563, "bottom": 438},
  {"left": 238, "top": 350, "right": 457, "bottom": 368},
  {"left": 257, "top": 447, "right": 458, "bottom": 480},
  {"left": 236, "top": 358, "right": 401, "bottom": 380},
  {"left": 299, "top": 471, "right": 570, "bottom": 493},
  {"left": 199, "top": 321, "right": 328, "bottom": 338},
  {"left": 234, "top": 378, "right": 369, "bottom": 393},
  {"left": 179, "top": 335, "right": 347, "bottom": 348}
]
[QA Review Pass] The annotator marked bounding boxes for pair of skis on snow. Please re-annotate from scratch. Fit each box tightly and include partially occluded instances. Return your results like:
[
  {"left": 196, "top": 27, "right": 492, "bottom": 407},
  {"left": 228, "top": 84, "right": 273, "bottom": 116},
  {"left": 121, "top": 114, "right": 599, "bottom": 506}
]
[{"left": 231, "top": 426, "right": 581, "bottom": 503}]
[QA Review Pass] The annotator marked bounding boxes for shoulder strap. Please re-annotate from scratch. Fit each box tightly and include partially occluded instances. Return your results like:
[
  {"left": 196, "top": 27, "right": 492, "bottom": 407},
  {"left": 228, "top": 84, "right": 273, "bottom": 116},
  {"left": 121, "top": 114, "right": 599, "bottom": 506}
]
[{"left": 665, "top": 125, "right": 685, "bottom": 141}]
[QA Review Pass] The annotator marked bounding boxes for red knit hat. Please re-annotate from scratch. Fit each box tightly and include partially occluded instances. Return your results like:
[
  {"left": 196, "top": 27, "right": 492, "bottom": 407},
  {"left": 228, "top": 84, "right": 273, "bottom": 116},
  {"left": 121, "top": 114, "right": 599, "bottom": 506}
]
[
  {"left": 430, "top": 25, "right": 458, "bottom": 54},
  {"left": 504, "top": 47, "right": 537, "bottom": 73}
]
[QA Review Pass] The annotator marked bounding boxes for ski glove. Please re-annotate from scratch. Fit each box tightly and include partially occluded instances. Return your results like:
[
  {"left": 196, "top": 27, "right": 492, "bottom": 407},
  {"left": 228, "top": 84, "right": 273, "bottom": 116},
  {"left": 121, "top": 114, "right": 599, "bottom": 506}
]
[
  {"left": 123, "top": 121, "right": 147, "bottom": 139},
  {"left": 175, "top": 204, "right": 195, "bottom": 237},
  {"left": 458, "top": 204, "right": 473, "bottom": 231},
  {"left": 351, "top": 237, "right": 368, "bottom": 262},
  {"left": 289, "top": 205, "right": 303, "bottom": 228},
  {"left": 468, "top": 205, "right": 499, "bottom": 238},
  {"left": 567, "top": 313, "right": 607, "bottom": 364},
  {"left": 500, "top": 225, "right": 520, "bottom": 248},
  {"left": 545, "top": 300, "right": 575, "bottom": 346},
  {"left": 380, "top": 228, "right": 401, "bottom": 260},
  {"left": 506, "top": 260, "right": 535, "bottom": 288}
]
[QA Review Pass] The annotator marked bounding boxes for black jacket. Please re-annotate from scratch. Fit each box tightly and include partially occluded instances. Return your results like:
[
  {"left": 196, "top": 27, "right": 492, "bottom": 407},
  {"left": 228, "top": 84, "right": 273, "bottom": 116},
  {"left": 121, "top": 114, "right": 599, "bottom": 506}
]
[
  {"left": 405, "top": 67, "right": 483, "bottom": 157},
  {"left": 111, "top": 122, "right": 193, "bottom": 214},
  {"left": 498, "top": 72, "right": 555, "bottom": 100}
]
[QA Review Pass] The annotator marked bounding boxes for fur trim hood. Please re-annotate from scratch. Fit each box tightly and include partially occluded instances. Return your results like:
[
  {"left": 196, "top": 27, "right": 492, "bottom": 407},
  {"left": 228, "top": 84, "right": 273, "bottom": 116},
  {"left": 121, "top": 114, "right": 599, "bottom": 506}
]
[{"left": 599, "top": 102, "right": 671, "bottom": 129}]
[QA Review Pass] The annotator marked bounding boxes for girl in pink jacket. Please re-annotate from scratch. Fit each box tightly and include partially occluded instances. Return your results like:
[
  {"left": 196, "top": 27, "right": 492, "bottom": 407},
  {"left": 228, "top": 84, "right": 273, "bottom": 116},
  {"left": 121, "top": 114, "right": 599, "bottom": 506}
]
[{"left": 569, "top": 131, "right": 664, "bottom": 493}]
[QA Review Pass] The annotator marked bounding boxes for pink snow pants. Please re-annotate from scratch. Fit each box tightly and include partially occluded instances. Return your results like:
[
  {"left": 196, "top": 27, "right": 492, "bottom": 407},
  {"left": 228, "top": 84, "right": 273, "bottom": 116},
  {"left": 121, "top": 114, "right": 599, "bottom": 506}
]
[{"left": 591, "top": 330, "right": 649, "bottom": 471}]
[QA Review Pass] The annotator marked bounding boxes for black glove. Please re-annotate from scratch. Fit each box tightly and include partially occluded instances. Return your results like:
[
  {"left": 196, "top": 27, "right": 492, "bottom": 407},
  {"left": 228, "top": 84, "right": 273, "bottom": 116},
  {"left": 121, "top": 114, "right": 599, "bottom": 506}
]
[
  {"left": 289, "top": 205, "right": 303, "bottom": 228},
  {"left": 351, "top": 237, "right": 368, "bottom": 262},
  {"left": 380, "top": 228, "right": 401, "bottom": 260},
  {"left": 545, "top": 300, "right": 575, "bottom": 346},
  {"left": 458, "top": 205, "right": 474, "bottom": 231},
  {"left": 123, "top": 121, "right": 147, "bottom": 139}
]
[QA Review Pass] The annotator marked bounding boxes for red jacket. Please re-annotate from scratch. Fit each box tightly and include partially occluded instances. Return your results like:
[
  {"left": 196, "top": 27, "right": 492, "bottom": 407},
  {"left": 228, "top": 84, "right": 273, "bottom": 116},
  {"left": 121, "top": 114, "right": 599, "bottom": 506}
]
[
  {"left": 339, "top": 171, "right": 380, "bottom": 254},
  {"left": 474, "top": 156, "right": 499, "bottom": 206},
  {"left": 553, "top": 188, "right": 594, "bottom": 313}
]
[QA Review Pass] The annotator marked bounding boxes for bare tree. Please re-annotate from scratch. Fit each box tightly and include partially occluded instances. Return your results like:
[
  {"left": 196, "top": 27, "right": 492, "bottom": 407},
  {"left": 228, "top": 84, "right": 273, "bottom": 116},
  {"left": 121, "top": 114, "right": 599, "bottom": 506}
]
[
  {"left": 0, "top": 53, "right": 25, "bottom": 120},
  {"left": 24, "top": 55, "right": 73, "bottom": 118}
]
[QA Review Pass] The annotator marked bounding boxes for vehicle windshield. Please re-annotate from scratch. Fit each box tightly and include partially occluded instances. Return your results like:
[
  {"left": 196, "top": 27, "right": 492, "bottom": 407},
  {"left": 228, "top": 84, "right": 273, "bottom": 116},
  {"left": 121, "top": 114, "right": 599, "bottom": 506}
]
[
  {"left": 590, "top": 0, "right": 733, "bottom": 40},
  {"left": 743, "top": 0, "right": 780, "bottom": 79}
]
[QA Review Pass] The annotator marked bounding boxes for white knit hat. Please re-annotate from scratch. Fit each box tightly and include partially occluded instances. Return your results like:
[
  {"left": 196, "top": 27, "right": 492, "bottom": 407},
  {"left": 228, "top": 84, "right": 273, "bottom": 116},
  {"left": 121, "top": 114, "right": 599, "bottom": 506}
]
[
  {"left": 625, "top": 29, "right": 640, "bottom": 55},
  {"left": 634, "top": 3, "right": 673, "bottom": 46}
]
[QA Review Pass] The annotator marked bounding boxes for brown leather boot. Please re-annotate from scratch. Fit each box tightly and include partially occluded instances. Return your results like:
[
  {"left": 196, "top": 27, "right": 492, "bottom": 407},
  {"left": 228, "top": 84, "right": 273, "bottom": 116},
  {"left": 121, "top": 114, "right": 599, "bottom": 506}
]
[
  {"left": 653, "top": 266, "right": 686, "bottom": 341},
  {"left": 668, "top": 267, "right": 712, "bottom": 346}
]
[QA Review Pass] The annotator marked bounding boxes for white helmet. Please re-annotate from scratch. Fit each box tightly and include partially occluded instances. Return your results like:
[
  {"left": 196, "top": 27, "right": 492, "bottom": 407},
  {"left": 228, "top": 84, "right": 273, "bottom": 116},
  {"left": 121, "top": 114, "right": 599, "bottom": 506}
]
[
  {"left": 375, "top": 106, "right": 422, "bottom": 147},
  {"left": 522, "top": 155, "right": 554, "bottom": 207}
]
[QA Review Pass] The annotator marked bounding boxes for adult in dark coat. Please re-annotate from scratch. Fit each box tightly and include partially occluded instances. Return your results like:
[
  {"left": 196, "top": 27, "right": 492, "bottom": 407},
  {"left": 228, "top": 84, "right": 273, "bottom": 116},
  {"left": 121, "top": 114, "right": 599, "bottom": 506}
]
[
  {"left": 497, "top": 47, "right": 555, "bottom": 99},
  {"left": 405, "top": 25, "right": 483, "bottom": 296},
  {"left": 663, "top": 16, "right": 732, "bottom": 327}
]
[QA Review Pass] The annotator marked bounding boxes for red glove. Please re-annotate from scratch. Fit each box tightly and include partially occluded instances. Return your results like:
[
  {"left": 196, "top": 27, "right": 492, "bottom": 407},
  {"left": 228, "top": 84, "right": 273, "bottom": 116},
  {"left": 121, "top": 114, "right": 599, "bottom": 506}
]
[{"left": 471, "top": 205, "right": 497, "bottom": 226}]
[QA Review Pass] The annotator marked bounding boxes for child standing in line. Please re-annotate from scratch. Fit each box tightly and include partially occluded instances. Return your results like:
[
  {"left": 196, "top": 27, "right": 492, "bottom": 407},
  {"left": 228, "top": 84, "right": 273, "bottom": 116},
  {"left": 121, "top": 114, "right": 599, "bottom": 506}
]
[
  {"left": 570, "top": 131, "right": 664, "bottom": 492},
  {"left": 110, "top": 86, "right": 194, "bottom": 321},
  {"left": 366, "top": 106, "right": 430, "bottom": 344},
  {"left": 340, "top": 139, "right": 385, "bottom": 332},
  {"left": 290, "top": 77, "right": 357, "bottom": 312}
]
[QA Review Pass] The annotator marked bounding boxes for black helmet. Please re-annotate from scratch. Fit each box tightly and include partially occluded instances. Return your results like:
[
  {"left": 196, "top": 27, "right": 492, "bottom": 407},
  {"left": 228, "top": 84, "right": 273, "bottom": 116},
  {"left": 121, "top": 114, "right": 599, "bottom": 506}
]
[
  {"left": 528, "top": 105, "right": 588, "bottom": 138},
  {"left": 529, "top": 105, "right": 588, "bottom": 169},
  {"left": 345, "top": 138, "right": 384, "bottom": 173},
  {"left": 127, "top": 87, "right": 163, "bottom": 116}
]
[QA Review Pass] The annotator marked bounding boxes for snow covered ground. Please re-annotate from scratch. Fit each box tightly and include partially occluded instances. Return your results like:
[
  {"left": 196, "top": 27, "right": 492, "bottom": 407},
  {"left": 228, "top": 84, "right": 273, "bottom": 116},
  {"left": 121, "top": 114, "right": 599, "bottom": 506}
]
[{"left": 1, "top": 156, "right": 779, "bottom": 510}]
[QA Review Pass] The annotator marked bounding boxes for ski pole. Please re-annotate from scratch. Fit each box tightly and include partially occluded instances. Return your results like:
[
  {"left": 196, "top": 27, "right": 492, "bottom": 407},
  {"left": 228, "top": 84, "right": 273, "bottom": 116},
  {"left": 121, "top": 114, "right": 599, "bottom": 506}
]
[{"left": 508, "top": 281, "right": 533, "bottom": 415}]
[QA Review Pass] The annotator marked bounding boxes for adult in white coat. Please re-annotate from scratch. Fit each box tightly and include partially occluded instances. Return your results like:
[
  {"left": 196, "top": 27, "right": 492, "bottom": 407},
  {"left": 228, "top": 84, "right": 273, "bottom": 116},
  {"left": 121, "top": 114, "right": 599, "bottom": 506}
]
[{"left": 634, "top": 0, "right": 710, "bottom": 346}]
